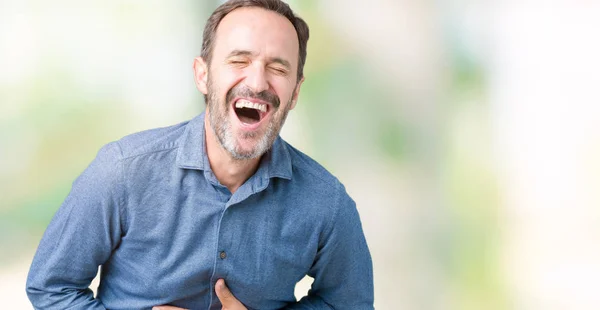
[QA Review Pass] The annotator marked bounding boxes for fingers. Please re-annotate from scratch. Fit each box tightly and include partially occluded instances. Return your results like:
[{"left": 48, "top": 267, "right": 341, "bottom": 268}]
[
  {"left": 215, "top": 279, "right": 246, "bottom": 310},
  {"left": 152, "top": 280, "right": 244, "bottom": 310},
  {"left": 215, "top": 279, "right": 233, "bottom": 302}
]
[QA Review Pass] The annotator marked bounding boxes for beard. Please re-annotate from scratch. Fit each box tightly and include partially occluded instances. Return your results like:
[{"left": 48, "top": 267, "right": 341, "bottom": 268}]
[{"left": 205, "top": 78, "right": 292, "bottom": 161}]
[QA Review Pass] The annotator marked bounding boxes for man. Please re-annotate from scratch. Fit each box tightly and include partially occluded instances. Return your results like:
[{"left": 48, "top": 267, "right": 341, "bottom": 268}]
[{"left": 26, "top": 0, "right": 374, "bottom": 309}]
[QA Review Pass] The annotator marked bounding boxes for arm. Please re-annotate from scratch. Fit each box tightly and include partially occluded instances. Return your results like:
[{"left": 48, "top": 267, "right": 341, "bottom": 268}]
[
  {"left": 26, "top": 142, "right": 126, "bottom": 309},
  {"left": 287, "top": 187, "right": 374, "bottom": 310}
]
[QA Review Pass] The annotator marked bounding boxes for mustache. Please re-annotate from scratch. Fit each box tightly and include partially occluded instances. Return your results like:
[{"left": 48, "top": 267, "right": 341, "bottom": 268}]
[{"left": 226, "top": 84, "right": 280, "bottom": 109}]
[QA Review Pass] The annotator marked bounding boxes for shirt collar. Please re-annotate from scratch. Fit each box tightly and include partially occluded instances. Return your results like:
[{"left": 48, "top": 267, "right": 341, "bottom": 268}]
[{"left": 176, "top": 112, "right": 292, "bottom": 180}]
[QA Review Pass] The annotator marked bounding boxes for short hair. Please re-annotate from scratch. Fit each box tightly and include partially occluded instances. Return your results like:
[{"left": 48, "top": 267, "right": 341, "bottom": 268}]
[{"left": 201, "top": 0, "right": 309, "bottom": 81}]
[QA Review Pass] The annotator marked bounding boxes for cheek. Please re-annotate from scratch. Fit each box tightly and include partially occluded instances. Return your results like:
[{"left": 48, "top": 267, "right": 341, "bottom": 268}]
[
  {"left": 271, "top": 80, "right": 296, "bottom": 104},
  {"left": 211, "top": 67, "right": 243, "bottom": 98}
]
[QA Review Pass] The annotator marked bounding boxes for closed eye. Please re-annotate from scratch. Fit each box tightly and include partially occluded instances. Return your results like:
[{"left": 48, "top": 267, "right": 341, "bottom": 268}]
[
  {"left": 269, "top": 67, "right": 288, "bottom": 76},
  {"left": 228, "top": 59, "right": 250, "bottom": 67}
]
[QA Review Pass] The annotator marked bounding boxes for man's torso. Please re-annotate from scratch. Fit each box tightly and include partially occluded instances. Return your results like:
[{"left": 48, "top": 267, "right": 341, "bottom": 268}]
[{"left": 96, "top": 114, "right": 344, "bottom": 309}]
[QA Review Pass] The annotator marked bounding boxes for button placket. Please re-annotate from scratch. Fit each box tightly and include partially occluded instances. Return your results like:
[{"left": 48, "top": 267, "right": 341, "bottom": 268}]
[{"left": 209, "top": 204, "right": 230, "bottom": 309}]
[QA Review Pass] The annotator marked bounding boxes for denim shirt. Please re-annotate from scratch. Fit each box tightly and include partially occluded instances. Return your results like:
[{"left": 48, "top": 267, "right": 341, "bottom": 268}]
[{"left": 26, "top": 113, "right": 374, "bottom": 310}]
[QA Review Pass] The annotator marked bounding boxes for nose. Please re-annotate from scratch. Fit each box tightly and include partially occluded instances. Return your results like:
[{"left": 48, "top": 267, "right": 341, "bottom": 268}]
[{"left": 244, "top": 63, "right": 269, "bottom": 93}]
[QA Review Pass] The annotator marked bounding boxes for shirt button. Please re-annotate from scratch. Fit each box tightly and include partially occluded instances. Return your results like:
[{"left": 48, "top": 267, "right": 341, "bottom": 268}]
[{"left": 219, "top": 251, "right": 227, "bottom": 259}]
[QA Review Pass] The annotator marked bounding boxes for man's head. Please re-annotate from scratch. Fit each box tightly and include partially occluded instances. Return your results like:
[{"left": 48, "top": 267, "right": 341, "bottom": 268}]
[{"left": 193, "top": 0, "right": 309, "bottom": 160}]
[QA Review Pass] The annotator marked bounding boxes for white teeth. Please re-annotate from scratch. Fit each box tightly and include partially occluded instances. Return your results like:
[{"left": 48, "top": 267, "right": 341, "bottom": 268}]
[{"left": 235, "top": 99, "right": 267, "bottom": 112}]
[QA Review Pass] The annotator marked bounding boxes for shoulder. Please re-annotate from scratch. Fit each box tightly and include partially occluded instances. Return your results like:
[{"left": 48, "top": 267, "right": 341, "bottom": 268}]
[
  {"left": 285, "top": 141, "right": 342, "bottom": 187},
  {"left": 282, "top": 142, "right": 363, "bottom": 245},
  {"left": 283, "top": 140, "right": 352, "bottom": 203},
  {"left": 114, "top": 120, "right": 190, "bottom": 160},
  {"left": 88, "top": 120, "right": 191, "bottom": 181}
]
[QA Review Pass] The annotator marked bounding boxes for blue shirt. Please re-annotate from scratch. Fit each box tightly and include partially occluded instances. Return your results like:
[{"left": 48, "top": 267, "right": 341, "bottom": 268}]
[{"left": 26, "top": 113, "right": 374, "bottom": 310}]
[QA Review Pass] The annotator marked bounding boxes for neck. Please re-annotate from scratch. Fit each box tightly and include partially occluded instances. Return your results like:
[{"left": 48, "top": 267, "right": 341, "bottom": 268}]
[{"left": 204, "top": 114, "right": 261, "bottom": 194}]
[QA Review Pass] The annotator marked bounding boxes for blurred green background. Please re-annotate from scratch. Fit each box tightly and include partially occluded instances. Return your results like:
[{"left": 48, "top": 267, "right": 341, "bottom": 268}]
[{"left": 2, "top": 0, "right": 600, "bottom": 309}]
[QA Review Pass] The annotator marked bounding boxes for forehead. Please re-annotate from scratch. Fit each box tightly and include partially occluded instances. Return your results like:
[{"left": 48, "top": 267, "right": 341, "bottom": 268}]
[{"left": 213, "top": 7, "right": 299, "bottom": 63}]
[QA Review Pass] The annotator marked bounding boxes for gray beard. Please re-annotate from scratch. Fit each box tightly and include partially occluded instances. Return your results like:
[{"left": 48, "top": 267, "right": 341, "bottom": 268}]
[{"left": 206, "top": 83, "right": 290, "bottom": 161}]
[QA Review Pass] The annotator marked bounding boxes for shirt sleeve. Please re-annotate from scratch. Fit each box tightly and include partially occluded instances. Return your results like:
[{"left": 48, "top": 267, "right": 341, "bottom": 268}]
[
  {"left": 286, "top": 185, "right": 375, "bottom": 310},
  {"left": 26, "top": 142, "right": 126, "bottom": 309}
]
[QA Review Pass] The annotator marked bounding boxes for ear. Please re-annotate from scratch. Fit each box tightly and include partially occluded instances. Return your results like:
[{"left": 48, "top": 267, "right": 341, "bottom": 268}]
[
  {"left": 289, "top": 76, "right": 305, "bottom": 110},
  {"left": 193, "top": 57, "right": 209, "bottom": 95}
]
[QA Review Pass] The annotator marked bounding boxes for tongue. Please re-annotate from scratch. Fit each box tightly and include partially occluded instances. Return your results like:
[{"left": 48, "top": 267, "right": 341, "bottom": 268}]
[
  {"left": 236, "top": 107, "right": 260, "bottom": 124},
  {"left": 239, "top": 114, "right": 258, "bottom": 124}
]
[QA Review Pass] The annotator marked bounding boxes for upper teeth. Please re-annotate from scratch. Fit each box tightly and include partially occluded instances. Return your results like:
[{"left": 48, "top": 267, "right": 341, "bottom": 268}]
[{"left": 235, "top": 99, "right": 267, "bottom": 113}]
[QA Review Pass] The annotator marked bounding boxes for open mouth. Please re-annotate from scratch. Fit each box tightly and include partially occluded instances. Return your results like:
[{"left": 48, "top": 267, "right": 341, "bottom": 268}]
[{"left": 234, "top": 99, "right": 268, "bottom": 125}]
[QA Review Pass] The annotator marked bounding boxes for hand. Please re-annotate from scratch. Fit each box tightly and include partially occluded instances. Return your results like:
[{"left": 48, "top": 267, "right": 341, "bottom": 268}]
[
  {"left": 216, "top": 278, "right": 247, "bottom": 310},
  {"left": 151, "top": 279, "right": 246, "bottom": 310}
]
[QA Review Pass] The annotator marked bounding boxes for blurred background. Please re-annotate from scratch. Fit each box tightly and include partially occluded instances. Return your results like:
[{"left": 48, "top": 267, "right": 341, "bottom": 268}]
[{"left": 1, "top": 0, "right": 600, "bottom": 309}]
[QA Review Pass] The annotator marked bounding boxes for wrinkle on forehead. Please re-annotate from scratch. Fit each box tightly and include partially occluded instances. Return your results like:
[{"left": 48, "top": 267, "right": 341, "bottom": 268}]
[{"left": 214, "top": 7, "right": 299, "bottom": 69}]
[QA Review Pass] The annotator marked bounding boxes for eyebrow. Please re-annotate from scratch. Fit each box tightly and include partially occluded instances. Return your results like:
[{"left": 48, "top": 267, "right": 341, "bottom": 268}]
[{"left": 227, "top": 49, "right": 291, "bottom": 70}]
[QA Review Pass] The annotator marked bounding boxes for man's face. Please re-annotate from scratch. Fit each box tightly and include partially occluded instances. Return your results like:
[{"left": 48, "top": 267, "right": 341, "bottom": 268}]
[{"left": 197, "top": 7, "right": 304, "bottom": 160}]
